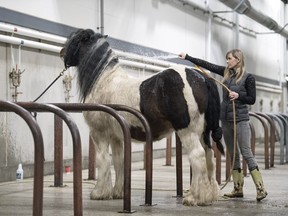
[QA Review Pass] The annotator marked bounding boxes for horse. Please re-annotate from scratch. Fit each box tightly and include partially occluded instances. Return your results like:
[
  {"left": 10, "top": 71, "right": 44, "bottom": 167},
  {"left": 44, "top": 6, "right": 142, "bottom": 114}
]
[{"left": 61, "top": 29, "right": 224, "bottom": 206}]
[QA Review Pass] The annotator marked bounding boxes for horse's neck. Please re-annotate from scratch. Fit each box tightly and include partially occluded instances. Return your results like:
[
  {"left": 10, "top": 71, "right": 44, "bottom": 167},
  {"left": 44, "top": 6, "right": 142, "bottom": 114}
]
[
  {"left": 85, "top": 65, "right": 132, "bottom": 104},
  {"left": 99, "top": 64, "right": 126, "bottom": 80},
  {"left": 90, "top": 64, "right": 126, "bottom": 92}
]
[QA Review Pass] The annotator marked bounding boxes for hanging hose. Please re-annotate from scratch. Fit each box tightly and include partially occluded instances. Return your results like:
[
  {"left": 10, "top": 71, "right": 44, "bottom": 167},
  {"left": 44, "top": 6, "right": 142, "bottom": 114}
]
[
  {"left": 194, "top": 65, "right": 237, "bottom": 190},
  {"left": 220, "top": 101, "right": 236, "bottom": 190}
]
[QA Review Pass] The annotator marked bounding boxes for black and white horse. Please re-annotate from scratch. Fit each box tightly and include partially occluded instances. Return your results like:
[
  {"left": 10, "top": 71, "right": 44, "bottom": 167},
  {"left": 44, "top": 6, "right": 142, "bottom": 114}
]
[{"left": 61, "top": 29, "right": 224, "bottom": 206}]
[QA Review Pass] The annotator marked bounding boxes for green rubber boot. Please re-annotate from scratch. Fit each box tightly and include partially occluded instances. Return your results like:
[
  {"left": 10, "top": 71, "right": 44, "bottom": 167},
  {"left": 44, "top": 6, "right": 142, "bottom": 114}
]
[
  {"left": 250, "top": 168, "right": 268, "bottom": 201},
  {"left": 224, "top": 169, "right": 244, "bottom": 198}
]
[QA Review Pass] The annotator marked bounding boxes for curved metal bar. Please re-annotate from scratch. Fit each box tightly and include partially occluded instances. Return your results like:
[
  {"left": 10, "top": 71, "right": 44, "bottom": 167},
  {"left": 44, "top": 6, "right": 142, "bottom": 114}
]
[
  {"left": 49, "top": 103, "right": 133, "bottom": 213},
  {"left": 17, "top": 102, "right": 83, "bottom": 216},
  {"left": 280, "top": 114, "right": 288, "bottom": 121},
  {"left": 274, "top": 114, "right": 288, "bottom": 163},
  {"left": 266, "top": 113, "right": 285, "bottom": 164},
  {"left": 107, "top": 104, "right": 153, "bottom": 206},
  {"left": 165, "top": 136, "right": 172, "bottom": 166},
  {"left": 256, "top": 112, "right": 276, "bottom": 168},
  {"left": 249, "top": 112, "right": 269, "bottom": 169},
  {"left": 279, "top": 114, "right": 288, "bottom": 162},
  {"left": 88, "top": 136, "right": 96, "bottom": 180},
  {"left": 0, "top": 100, "right": 44, "bottom": 216},
  {"left": 54, "top": 115, "right": 63, "bottom": 187},
  {"left": 249, "top": 121, "right": 256, "bottom": 155},
  {"left": 175, "top": 133, "right": 183, "bottom": 197}
]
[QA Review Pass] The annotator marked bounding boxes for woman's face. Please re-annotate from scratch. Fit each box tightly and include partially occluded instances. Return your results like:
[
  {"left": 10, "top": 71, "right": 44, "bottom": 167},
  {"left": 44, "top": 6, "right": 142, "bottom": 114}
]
[{"left": 226, "top": 53, "right": 239, "bottom": 69}]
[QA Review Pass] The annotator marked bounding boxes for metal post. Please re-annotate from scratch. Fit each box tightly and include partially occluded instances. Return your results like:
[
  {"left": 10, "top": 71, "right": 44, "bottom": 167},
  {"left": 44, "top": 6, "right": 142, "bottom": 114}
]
[
  {"left": 165, "top": 135, "right": 172, "bottom": 166},
  {"left": 175, "top": 133, "right": 183, "bottom": 197},
  {"left": 88, "top": 136, "right": 96, "bottom": 180},
  {"left": 54, "top": 114, "right": 63, "bottom": 187}
]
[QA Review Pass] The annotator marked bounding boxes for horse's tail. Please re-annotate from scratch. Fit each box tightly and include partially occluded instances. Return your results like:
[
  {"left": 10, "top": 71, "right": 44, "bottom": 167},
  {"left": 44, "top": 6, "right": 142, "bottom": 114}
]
[{"left": 204, "top": 77, "right": 225, "bottom": 155}]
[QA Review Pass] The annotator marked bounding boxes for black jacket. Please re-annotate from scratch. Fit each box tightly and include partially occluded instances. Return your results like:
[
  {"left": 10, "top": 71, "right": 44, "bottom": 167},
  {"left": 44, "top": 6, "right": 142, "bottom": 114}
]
[{"left": 184, "top": 54, "right": 256, "bottom": 121}]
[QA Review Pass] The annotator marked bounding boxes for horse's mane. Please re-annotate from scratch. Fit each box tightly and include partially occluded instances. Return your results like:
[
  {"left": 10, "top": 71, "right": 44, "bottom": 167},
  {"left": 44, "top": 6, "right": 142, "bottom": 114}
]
[{"left": 63, "top": 29, "right": 119, "bottom": 101}]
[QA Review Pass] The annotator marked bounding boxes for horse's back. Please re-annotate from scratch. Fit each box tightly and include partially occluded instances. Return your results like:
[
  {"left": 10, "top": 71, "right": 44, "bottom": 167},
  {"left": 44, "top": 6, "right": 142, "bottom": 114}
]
[{"left": 139, "top": 67, "right": 209, "bottom": 139}]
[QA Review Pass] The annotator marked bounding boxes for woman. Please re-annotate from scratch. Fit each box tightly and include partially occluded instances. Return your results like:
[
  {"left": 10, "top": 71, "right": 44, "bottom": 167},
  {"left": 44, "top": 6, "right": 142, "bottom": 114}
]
[{"left": 179, "top": 49, "right": 267, "bottom": 201}]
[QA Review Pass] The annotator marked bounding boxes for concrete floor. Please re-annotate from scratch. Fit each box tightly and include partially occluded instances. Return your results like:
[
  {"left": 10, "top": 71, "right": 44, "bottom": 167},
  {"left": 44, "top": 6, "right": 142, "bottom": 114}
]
[{"left": 0, "top": 153, "right": 288, "bottom": 216}]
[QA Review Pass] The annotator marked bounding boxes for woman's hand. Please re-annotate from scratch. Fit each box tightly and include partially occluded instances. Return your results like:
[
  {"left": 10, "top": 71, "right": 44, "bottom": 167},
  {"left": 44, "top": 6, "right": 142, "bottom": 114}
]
[
  {"left": 178, "top": 52, "right": 186, "bottom": 59},
  {"left": 229, "top": 91, "right": 239, "bottom": 101}
]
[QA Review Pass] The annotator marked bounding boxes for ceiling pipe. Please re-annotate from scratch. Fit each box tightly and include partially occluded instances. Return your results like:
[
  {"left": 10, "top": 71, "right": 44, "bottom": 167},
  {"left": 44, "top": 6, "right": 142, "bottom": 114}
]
[
  {"left": 0, "top": 22, "right": 175, "bottom": 69},
  {"left": 0, "top": 34, "right": 174, "bottom": 72},
  {"left": 0, "top": 19, "right": 179, "bottom": 72},
  {"left": 0, "top": 34, "right": 62, "bottom": 53},
  {"left": 218, "top": 0, "right": 288, "bottom": 38},
  {"left": 176, "top": 0, "right": 257, "bottom": 36},
  {"left": 0, "top": 22, "right": 67, "bottom": 44}
]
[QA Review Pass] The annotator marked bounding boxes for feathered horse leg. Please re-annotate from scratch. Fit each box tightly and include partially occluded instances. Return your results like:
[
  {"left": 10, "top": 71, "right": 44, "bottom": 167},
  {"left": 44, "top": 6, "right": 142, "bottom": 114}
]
[
  {"left": 179, "top": 129, "right": 217, "bottom": 206},
  {"left": 204, "top": 146, "right": 220, "bottom": 201},
  {"left": 90, "top": 130, "right": 113, "bottom": 200},
  {"left": 110, "top": 138, "right": 124, "bottom": 199}
]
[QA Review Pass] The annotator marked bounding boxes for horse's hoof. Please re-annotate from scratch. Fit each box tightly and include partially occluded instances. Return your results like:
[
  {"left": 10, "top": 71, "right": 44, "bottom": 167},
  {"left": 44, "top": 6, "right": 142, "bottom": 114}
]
[
  {"left": 112, "top": 194, "right": 123, "bottom": 199},
  {"left": 182, "top": 196, "right": 196, "bottom": 206},
  {"left": 90, "top": 190, "right": 113, "bottom": 200},
  {"left": 183, "top": 198, "right": 210, "bottom": 206}
]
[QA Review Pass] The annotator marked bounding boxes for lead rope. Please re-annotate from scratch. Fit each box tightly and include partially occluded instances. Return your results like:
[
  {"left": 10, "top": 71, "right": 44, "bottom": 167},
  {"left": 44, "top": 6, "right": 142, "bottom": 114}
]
[
  {"left": 33, "top": 68, "right": 67, "bottom": 102},
  {"left": 30, "top": 68, "right": 66, "bottom": 119},
  {"left": 194, "top": 65, "right": 237, "bottom": 190}
]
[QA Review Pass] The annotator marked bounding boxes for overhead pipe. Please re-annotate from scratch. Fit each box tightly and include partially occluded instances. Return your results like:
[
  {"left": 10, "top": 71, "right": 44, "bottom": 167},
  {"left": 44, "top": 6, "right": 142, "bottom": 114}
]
[
  {"left": 0, "top": 15, "right": 173, "bottom": 70},
  {"left": 0, "top": 22, "right": 67, "bottom": 44},
  {"left": 0, "top": 34, "right": 173, "bottom": 72},
  {"left": 176, "top": 0, "right": 257, "bottom": 38},
  {"left": 218, "top": 0, "right": 288, "bottom": 38},
  {"left": 0, "top": 34, "right": 62, "bottom": 53},
  {"left": 0, "top": 22, "right": 177, "bottom": 72}
]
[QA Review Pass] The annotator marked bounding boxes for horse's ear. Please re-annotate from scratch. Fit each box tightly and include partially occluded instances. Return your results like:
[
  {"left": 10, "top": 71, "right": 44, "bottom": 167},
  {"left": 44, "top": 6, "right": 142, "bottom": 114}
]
[{"left": 60, "top": 47, "right": 65, "bottom": 60}]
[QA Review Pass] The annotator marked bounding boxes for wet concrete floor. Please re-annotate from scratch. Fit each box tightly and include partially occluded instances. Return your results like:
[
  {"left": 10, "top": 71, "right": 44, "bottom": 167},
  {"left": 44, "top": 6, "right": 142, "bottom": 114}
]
[{"left": 0, "top": 153, "right": 288, "bottom": 216}]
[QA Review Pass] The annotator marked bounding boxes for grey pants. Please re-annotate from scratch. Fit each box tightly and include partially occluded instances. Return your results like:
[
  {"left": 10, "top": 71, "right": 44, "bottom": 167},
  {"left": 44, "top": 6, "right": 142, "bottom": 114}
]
[{"left": 222, "top": 120, "right": 258, "bottom": 170}]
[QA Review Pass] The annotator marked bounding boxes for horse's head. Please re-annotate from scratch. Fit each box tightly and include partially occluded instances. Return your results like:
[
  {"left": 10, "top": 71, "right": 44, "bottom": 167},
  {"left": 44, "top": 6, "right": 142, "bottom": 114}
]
[
  {"left": 61, "top": 29, "right": 116, "bottom": 101},
  {"left": 61, "top": 29, "right": 108, "bottom": 69}
]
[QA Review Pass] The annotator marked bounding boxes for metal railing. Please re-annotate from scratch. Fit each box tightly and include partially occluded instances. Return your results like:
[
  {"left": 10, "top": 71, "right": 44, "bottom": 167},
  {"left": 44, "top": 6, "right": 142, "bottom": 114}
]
[
  {"left": 0, "top": 100, "right": 44, "bottom": 216},
  {"left": 168, "top": 111, "right": 280, "bottom": 193},
  {"left": 2, "top": 100, "right": 287, "bottom": 214},
  {"left": 17, "top": 102, "right": 83, "bottom": 215},
  {"left": 10, "top": 102, "right": 153, "bottom": 214}
]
